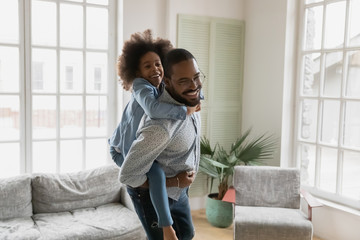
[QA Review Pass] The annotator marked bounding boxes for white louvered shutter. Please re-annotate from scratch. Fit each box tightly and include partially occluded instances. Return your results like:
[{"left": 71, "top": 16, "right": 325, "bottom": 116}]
[{"left": 177, "top": 15, "right": 245, "bottom": 196}]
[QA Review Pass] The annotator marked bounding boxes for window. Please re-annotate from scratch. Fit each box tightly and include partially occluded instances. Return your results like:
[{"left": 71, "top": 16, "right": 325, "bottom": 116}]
[
  {"left": 65, "top": 66, "right": 74, "bottom": 90},
  {"left": 93, "top": 66, "right": 102, "bottom": 91},
  {"left": 33, "top": 62, "right": 44, "bottom": 90},
  {"left": 296, "top": 0, "right": 360, "bottom": 209},
  {"left": 0, "top": 0, "right": 117, "bottom": 178}
]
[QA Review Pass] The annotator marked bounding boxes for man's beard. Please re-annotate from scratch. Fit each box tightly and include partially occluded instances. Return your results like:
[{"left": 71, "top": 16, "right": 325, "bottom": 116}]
[{"left": 167, "top": 87, "right": 202, "bottom": 107}]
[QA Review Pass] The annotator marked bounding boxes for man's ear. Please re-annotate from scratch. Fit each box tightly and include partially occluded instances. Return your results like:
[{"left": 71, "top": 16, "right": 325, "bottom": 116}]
[{"left": 164, "top": 77, "right": 170, "bottom": 86}]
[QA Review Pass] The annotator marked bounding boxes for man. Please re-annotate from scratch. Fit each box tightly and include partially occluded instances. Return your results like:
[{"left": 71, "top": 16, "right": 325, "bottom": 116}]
[{"left": 120, "top": 48, "right": 203, "bottom": 240}]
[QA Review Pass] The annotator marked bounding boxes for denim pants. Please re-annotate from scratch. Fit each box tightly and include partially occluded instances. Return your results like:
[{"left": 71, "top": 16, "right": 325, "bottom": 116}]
[
  {"left": 110, "top": 146, "right": 173, "bottom": 227},
  {"left": 127, "top": 186, "right": 195, "bottom": 240}
]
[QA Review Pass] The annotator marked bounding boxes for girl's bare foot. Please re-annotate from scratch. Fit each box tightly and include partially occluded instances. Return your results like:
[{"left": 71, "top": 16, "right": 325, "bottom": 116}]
[{"left": 163, "top": 226, "right": 178, "bottom": 240}]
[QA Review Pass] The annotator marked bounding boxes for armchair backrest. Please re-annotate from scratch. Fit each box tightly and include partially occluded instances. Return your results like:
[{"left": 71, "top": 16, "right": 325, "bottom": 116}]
[{"left": 233, "top": 166, "right": 300, "bottom": 209}]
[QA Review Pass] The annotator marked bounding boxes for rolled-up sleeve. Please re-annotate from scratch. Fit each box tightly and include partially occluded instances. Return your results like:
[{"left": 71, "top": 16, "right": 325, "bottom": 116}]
[{"left": 119, "top": 122, "right": 171, "bottom": 187}]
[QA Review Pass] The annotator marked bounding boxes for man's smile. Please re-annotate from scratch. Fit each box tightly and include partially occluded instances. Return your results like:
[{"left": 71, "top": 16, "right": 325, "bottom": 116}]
[{"left": 183, "top": 88, "right": 200, "bottom": 97}]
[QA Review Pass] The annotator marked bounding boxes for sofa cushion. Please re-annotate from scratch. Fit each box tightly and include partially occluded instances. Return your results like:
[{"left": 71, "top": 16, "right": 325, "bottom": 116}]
[
  {"left": 0, "top": 174, "right": 33, "bottom": 220},
  {"left": 234, "top": 206, "right": 313, "bottom": 240},
  {"left": 0, "top": 217, "right": 41, "bottom": 240},
  {"left": 33, "top": 203, "right": 146, "bottom": 240},
  {"left": 32, "top": 165, "right": 122, "bottom": 214}
]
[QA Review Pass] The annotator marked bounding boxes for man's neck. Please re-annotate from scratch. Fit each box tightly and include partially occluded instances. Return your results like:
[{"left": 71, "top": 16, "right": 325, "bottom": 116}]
[{"left": 162, "top": 87, "right": 184, "bottom": 106}]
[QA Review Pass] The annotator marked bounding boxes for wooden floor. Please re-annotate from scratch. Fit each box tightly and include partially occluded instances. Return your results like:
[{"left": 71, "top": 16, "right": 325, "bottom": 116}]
[{"left": 192, "top": 209, "right": 322, "bottom": 240}]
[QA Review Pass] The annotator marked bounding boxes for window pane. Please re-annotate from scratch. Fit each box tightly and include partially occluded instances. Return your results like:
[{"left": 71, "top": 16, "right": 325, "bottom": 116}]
[
  {"left": 32, "top": 49, "right": 57, "bottom": 93},
  {"left": 86, "top": 7, "right": 108, "bottom": 49},
  {"left": 319, "top": 147, "right": 337, "bottom": 193},
  {"left": 302, "top": 53, "right": 320, "bottom": 96},
  {"left": 32, "top": 96, "right": 56, "bottom": 139},
  {"left": 0, "top": 96, "right": 19, "bottom": 141},
  {"left": 323, "top": 52, "right": 343, "bottom": 97},
  {"left": 60, "top": 51, "right": 83, "bottom": 93},
  {"left": 0, "top": 0, "right": 18, "bottom": 44},
  {"left": 299, "top": 99, "right": 318, "bottom": 142},
  {"left": 343, "top": 101, "right": 360, "bottom": 148},
  {"left": 33, "top": 141, "right": 56, "bottom": 173},
  {"left": 60, "top": 4, "right": 83, "bottom": 48},
  {"left": 0, "top": 47, "right": 19, "bottom": 93},
  {"left": 87, "top": 0, "right": 109, "bottom": 5},
  {"left": 0, "top": 143, "right": 20, "bottom": 178},
  {"left": 342, "top": 151, "right": 360, "bottom": 200},
  {"left": 346, "top": 51, "right": 360, "bottom": 98},
  {"left": 349, "top": 0, "right": 360, "bottom": 47},
  {"left": 86, "top": 52, "right": 107, "bottom": 93},
  {"left": 86, "top": 139, "right": 107, "bottom": 169},
  {"left": 60, "top": 96, "right": 83, "bottom": 138},
  {"left": 321, "top": 100, "right": 340, "bottom": 145},
  {"left": 86, "top": 96, "right": 107, "bottom": 136},
  {"left": 324, "top": 2, "right": 346, "bottom": 49},
  {"left": 32, "top": 0, "right": 56, "bottom": 46},
  {"left": 60, "top": 140, "right": 82, "bottom": 173},
  {"left": 304, "top": 6, "right": 323, "bottom": 50},
  {"left": 300, "top": 143, "right": 316, "bottom": 187}
]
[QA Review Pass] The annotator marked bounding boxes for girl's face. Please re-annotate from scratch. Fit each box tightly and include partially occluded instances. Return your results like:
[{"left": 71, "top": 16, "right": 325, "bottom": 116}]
[{"left": 137, "top": 51, "right": 164, "bottom": 88}]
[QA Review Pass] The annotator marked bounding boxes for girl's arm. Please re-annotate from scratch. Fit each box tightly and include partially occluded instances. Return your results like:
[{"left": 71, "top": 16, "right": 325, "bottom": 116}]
[{"left": 133, "top": 78, "right": 187, "bottom": 120}]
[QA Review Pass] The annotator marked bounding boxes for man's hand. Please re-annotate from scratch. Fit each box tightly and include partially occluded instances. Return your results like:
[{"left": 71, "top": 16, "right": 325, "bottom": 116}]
[
  {"left": 176, "top": 171, "right": 195, "bottom": 188},
  {"left": 139, "top": 179, "right": 149, "bottom": 188}
]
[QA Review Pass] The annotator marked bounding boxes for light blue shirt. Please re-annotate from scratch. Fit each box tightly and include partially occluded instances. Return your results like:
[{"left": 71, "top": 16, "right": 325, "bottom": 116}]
[
  {"left": 108, "top": 78, "right": 187, "bottom": 165},
  {"left": 120, "top": 89, "right": 201, "bottom": 200}
]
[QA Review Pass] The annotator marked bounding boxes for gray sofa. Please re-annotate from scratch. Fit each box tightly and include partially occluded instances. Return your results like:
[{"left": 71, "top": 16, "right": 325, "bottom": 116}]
[{"left": 0, "top": 165, "right": 146, "bottom": 240}]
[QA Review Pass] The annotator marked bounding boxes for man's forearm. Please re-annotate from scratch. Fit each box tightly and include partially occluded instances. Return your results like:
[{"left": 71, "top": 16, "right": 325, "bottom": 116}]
[{"left": 166, "top": 176, "right": 179, "bottom": 188}]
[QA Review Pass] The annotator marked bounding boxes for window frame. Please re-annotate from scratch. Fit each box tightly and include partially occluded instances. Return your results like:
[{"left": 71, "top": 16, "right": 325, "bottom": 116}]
[{"left": 295, "top": 0, "right": 360, "bottom": 210}]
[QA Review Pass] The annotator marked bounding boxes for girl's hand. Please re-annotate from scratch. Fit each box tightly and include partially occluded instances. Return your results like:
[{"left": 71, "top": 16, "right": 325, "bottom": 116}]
[
  {"left": 186, "top": 103, "right": 201, "bottom": 115},
  {"left": 195, "top": 103, "right": 201, "bottom": 112},
  {"left": 186, "top": 106, "right": 197, "bottom": 115}
]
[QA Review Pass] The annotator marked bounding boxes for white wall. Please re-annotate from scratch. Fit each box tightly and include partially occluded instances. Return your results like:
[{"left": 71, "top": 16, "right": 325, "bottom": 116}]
[
  {"left": 122, "top": 0, "right": 167, "bottom": 40},
  {"left": 122, "top": 0, "right": 244, "bottom": 42},
  {"left": 242, "top": 0, "right": 288, "bottom": 166}
]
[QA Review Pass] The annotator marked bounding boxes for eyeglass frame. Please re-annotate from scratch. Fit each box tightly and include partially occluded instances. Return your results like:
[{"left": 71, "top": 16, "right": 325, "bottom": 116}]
[{"left": 172, "top": 69, "right": 206, "bottom": 87}]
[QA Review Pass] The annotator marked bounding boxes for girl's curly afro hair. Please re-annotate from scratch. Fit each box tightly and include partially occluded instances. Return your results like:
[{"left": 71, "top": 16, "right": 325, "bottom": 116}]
[{"left": 117, "top": 29, "right": 173, "bottom": 91}]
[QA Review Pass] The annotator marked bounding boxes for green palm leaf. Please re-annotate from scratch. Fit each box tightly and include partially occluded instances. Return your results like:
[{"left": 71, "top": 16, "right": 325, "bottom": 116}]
[{"left": 199, "top": 128, "right": 277, "bottom": 200}]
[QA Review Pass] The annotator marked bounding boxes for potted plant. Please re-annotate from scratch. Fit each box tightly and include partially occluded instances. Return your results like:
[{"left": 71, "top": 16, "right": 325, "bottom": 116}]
[{"left": 200, "top": 128, "right": 277, "bottom": 228}]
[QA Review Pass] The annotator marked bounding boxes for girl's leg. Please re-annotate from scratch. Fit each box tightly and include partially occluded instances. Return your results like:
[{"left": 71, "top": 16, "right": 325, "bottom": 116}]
[
  {"left": 147, "top": 162, "right": 176, "bottom": 239},
  {"left": 147, "top": 161, "right": 173, "bottom": 226}
]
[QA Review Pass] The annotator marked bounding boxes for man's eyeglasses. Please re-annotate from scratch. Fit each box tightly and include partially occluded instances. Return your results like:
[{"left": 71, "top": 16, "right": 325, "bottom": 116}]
[{"left": 176, "top": 70, "right": 206, "bottom": 87}]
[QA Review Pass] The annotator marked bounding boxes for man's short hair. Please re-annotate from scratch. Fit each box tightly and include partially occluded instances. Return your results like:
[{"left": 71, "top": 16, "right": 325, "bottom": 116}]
[{"left": 164, "top": 48, "right": 196, "bottom": 78}]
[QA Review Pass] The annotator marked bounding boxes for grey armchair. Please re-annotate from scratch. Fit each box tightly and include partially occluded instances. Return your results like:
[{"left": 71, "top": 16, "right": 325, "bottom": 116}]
[{"left": 232, "top": 166, "right": 320, "bottom": 240}]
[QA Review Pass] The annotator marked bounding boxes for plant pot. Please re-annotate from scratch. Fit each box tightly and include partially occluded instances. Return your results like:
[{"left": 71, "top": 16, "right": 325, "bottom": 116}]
[{"left": 205, "top": 193, "right": 233, "bottom": 228}]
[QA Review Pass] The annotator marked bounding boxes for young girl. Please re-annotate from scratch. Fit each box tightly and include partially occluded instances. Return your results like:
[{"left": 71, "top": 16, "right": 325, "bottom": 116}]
[{"left": 108, "top": 30, "right": 196, "bottom": 240}]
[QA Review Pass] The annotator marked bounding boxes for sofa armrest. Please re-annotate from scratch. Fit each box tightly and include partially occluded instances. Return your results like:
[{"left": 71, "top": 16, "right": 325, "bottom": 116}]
[
  {"left": 119, "top": 184, "right": 135, "bottom": 212},
  {"left": 300, "top": 188, "right": 323, "bottom": 221}
]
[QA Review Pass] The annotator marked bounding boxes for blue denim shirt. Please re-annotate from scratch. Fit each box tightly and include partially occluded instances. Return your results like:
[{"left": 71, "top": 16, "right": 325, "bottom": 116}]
[{"left": 108, "top": 78, "right": 187, "bottom": 164}]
